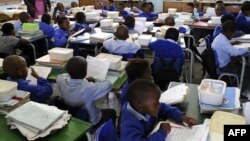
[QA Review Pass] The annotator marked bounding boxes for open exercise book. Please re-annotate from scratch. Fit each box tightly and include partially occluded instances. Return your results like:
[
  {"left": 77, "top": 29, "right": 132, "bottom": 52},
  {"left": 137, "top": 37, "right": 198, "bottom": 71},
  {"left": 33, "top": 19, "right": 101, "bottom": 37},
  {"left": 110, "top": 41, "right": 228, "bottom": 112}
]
[
  {"left": 151, "top": 120, "right": 210, "bottom": 141},
  {"left": 26, "top": 66, "right": 52, "bottom": 85}
]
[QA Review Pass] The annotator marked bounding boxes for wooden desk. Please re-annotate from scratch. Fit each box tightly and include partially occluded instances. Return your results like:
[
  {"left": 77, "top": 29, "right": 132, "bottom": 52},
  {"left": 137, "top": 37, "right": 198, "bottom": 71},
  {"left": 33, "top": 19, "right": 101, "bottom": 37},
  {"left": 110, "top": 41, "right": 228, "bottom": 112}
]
[
  {"left": 0, "top": 115, "right": 91, "bottom": 141},
  {"left": 188, "top": 21, "right": 215, "bottom": 30}
]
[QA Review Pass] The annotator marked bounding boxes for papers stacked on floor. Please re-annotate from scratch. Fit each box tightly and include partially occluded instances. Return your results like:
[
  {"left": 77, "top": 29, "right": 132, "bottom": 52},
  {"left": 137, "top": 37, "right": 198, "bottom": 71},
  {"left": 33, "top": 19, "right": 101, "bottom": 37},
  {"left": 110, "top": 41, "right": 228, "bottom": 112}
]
[
  {"left": 0, "top": 90, "right": 30, "bottom": 115},
  {"left": 198, "top": 87, "right": 241, "bottom": 113},
  {"left": 6, "top": 101, "right": 71, "bottom": 140},
  {"left": 160, "top": 84, "right": 189, "bottom": 105}
]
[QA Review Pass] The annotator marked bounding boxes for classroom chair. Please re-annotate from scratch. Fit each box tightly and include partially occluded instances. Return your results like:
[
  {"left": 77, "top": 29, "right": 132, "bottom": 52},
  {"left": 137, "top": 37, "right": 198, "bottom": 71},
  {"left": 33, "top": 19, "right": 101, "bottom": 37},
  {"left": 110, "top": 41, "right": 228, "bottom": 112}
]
[{"left": 95, "top": 118, "right": 118, "bottom": 141}]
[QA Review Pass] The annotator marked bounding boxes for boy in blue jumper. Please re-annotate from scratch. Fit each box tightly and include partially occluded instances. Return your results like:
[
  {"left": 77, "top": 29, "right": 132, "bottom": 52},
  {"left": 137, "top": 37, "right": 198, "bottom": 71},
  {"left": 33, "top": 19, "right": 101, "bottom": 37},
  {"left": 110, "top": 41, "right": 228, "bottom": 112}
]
[
  {"left": 2, "top": 55, "right": 52, "bottom": 103},
  {"left": 120, "top": 79, "right": 197, "bottom": 141},
  {"left": 39, "top": 14, "right": 55, "bottom": 48},
  {"left": 117, "top": 2, "right": 129, "bottom": 19},
  {"left": 139, "top": 2, "right": 158, "bottom": 21},
  {"left": 103, "top": 0, "right": 117, "bottom": 11},
  {"left": 236, "top": 3, "right": 250, "bottom": 34},
  {"left": 73, "top": 12, "right": 91, "bottom": 32},
  {"left": 54, "top": 16, "right": 70, "bottom": 47}
]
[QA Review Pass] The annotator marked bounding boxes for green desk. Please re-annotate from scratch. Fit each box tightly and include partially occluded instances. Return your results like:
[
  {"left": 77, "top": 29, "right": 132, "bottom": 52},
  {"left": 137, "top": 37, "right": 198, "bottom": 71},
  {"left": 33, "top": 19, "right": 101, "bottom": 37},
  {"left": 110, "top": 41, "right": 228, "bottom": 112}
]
[{"left": 0, "top": 115, "right": 91, "bottom": 141}]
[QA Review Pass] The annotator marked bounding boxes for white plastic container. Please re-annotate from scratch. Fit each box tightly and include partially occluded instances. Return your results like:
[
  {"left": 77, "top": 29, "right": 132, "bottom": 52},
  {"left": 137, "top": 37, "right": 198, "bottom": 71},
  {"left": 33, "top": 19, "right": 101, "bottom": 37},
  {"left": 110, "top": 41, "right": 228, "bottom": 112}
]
[
  {"left": 175, "top": 19, "right": 185, "bottom": 27},
  {"left": 199, "top": 79, "right": 226, "bottom": 106},
  {"left": 95, "top": 53, "right": 122, "bottom": 70},
  {"left": 211, "top": 16, "right": 221, "bottom": 24},
  {"left": 179, "top": 12, "right": 192, "bottom": 20},
  {"left": 71, "top": 7, "right": 83, "bottom": 15},
  {"left": 85, "top": 12, "right": 99, "bottom": 20},
  {"left": 158, "top": 13, "right": 169, "bottom": 21},
  {"left": 48, "top": 48, "right": 73, "bottom": 61},
  {"left": 168, "top": 8, "right": 177, "bottom": 15},
  {"left": 135, "top": 17, "right": 147, "bottom": 26},
  {"left": 107, "top": 11, "right": 119, "bottom": 18},
  {"left": 85, "top": 5, "right": 94, "bottom": 12},
  {"left": 138, "top": 34, "right": 152, "bottom": 46},
  {"left": 100, "top": 19, "right": 114, "bottom": 27},
  {"left": 0, "top": 80, "right": 17, "bottom": 102}
]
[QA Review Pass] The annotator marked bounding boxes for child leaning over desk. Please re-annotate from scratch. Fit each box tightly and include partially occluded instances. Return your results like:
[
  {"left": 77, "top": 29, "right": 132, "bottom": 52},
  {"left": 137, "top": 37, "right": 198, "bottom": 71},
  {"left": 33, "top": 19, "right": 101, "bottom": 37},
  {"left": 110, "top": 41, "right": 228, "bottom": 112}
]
[
  {"left": 73, "top": 12, "right": 91, "bottom": 32},
  {"left": 2, "top": 55, "right": 52, "bottom": 103},
  {"left": 120, "top": 79, "right": 197, "bottom": 141},
  {"left": 53, "top": 16, "right": 70, "bottom": 47}
]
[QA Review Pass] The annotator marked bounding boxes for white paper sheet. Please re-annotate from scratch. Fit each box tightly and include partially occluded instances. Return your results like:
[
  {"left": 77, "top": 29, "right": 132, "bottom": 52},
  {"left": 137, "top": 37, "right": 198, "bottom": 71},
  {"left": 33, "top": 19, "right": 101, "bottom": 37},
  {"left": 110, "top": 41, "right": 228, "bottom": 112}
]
[
  {"left": 0, "top": 58, "right": 3, "bottom": 68},
  {"left": 86, "top": 56, "right": 110, "bottom": 80},
  {"left": 234, "top": 43, "right": 250, "bottom": 48},
  {"left": 26, "top": 66, "right": 52, "bottom": 85}
]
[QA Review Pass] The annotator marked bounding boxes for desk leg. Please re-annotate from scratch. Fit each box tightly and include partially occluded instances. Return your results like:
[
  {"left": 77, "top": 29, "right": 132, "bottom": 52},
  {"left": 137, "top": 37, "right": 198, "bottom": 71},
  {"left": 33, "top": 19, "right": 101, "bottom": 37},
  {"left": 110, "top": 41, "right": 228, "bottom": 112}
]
[
  {"left": 184, "top": 48, "right": 193, "bottom": 83},
  {"left": 28, "top": 43, "right": 37, "bottom": 60},
  {"left": 239, "top": 57, "right": 246, "bottom": 91}
]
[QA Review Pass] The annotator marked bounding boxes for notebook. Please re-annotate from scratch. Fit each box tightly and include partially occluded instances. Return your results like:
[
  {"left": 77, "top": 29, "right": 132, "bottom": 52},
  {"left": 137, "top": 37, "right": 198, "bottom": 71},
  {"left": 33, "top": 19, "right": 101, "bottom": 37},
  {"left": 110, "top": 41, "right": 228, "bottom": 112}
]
[{"left": 26, "top": 66, "right": 52, "bottom": 84}]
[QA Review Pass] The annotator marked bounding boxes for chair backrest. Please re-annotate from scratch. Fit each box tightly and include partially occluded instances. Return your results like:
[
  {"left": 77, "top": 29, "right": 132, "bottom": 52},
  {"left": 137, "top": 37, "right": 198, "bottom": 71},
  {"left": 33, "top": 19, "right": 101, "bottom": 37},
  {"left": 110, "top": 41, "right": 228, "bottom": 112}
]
[{"left": 95, "top": 119, "right": 117, "bottom": 141}]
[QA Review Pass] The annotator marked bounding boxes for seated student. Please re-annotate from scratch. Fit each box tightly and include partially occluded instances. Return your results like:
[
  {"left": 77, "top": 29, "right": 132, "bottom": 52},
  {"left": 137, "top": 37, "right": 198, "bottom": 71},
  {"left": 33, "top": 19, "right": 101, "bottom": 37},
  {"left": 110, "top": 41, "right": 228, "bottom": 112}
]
[
  {"left": 103, "top": 0, "right": 117, "bottom": 11},
  {"left": 117, "top": 2, "right": 129, "bottom": 18},
  {"left": 94, "top": 2, "right": 103, "bottom": 10},
  {"left": 73, "top": 12, "right": 91, "bottom": 32},
  {"left": 56, "top": 56, "right": 116, "bottom": 127},
  {"left": 121, "top": 59, "right": 152, "bottom": 106},
  {"left": 203, "top": 3, "right": 229, "bottom": 21},
  {"left": 53, "top": 3, "right": 68, "bottom": 20},
  {"left": 236, "top": 3, "right": 250, "bottom": 34},
  {"left": 184, "top": 2, "right": 199, "bottom": 20},
  {"left": 213, "top": 14, "right": 243, "bottom": 39},
  {"left": 120, "top": 79, "right": 197, "bottom": 141},
  {"left": 71, "top": 1, "right": 79, "bottom": 8},
  {"left": 103, "top": 25, "right": 141, "bottom": 55},
  {"left": 126, "top": 0, "right": 141, "bottom": 13},
  {"left": 194, "top": 0, "right": 203, "bottom": 16},
  {"left": 14, "top": 12, "right": 30, "bottom": 32},
  {"left": 139, "top": 2, "right": 158, "bottom": 21},
  {"left": 54, "top": 16, "right": 70, "bottom": 47},
  {"left": 147, "top": 2, "right": 155, "bottom": 13},
  {"left": 3, "top": 55, "right": 52, "bottom": 103},
  {"left": 124, "top": 16, "right": 139, "bottom": 34},
  {"left": 0, "top": 23, "right": 29, "bottom": 55},
  {"left": 39, "top": 14, "right": 55, "bottom": 48}
]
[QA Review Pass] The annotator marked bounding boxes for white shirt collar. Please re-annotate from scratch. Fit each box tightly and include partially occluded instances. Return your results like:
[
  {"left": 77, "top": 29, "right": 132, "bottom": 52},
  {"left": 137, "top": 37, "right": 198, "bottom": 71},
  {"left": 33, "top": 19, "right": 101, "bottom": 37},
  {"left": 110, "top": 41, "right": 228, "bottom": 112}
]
[{"left": 127, "top": 103, "right": 150, "bottom": 121}]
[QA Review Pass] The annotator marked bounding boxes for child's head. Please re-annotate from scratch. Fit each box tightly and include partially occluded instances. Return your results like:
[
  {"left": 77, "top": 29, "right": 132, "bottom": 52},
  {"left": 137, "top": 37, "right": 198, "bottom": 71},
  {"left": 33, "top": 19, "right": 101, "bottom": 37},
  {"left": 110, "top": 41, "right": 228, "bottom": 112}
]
[
  {"left": 141, "top": 2, "right": 150, "bottom": 13},
  {"left": 107, "top": 0, "right": 114, "bottom": 6},
  {"left": 57, "top": 3, "right": 65, "bottom": 12},
  {"left": 118, "top": 2, "right": 125, "bottom": 12},
  {"left": 221, "top": 14, "right": 235, "bottom": 24},
  {"left": 3, "top": 55, "right": 28, "bottom": 80},
  {"left": 164, "top": 28, "right": 179, "bottom": 41},
  {"left": 215, "top": 3, "right": 225, "bottom": 16},
  {"left": 66, "top": 56, "right": 87, "bottom": 79},
  {"left": 125, "top": 59, "right": 151, "bottom": 83},
  {"left": 58, "top": 16, "right": 70, "bottom": 30},
  {"left": 71, "top": 1, "right": 79, "bottom": 8},
  {"left": 222, "top": 20, "right": 237, "bottom": 40},
  {"left": 114, "top": 25, "right": 129, "bottom": 40},
  {"left": 41, "top": 13, "right": 51, "bottom": 25},
  {"left": 215, "top": 0, "right": 224, "bottom": 4},
  {"left": 185, "top": 2, "right": 194, "bottom": 13},
  {"left": 95, "top": 2, "right": 103, "bottom": 9},
  {"left": 124, "top": 15, "right": 135, "bottom": 29},
  {"left": 165, "top": 16, "right": 175, "bottom": 26},
  {"left": 1, "top": 23, "right": 15, "bottom": 35},
  {"left": 75, "top": 12, "right": 86, "bottom": 24},
  {"left": 19, "top": 12, "right": 30, "bottom": 23},
  {"left": 126, "top": 79, "right": 161, "bottom": 116},
  {"left": 241, "top": 3, "right": 250, "bottom": 17},
  {"left": 148, "top": 2, "right": 154, "bottom": 12},
  {"left": 127, "top": 0, "right": 133, "bottom": 8}
]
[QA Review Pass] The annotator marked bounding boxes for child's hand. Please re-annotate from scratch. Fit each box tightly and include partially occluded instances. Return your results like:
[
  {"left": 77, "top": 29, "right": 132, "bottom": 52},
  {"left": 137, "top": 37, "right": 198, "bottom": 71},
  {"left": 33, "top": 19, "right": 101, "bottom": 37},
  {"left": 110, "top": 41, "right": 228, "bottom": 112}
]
[
  {"left": 86, "top": 77, "right": 95, "bottom": 82},
  {"left": 160, "top": 123, "right": 171, "bottom": 134},
  {"left": 31, "top": 68, "right": 40, "bottom": 79},
  {"left": 181, "top": 115, "right": 198, "bottom": 127}
]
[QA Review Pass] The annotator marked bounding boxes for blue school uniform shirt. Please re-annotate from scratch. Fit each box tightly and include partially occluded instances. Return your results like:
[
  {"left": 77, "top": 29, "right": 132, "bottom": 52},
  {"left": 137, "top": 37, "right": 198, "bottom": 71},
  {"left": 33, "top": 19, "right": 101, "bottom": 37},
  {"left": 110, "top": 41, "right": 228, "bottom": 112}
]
[
  {"left": 120, "top": 103, "right": 184, "bottom": 141},
  {"left": 139, "top": 12, "right": 158, "bottom": 21},
  {"left": 39, "top": 21, "right": 55, "bottom": 47},
  {"left": 148, "top": 39, "right": 185, "bottom": 65},
  {"left": 212, "top": 33, "right": 249, "bottom": 68},
  {"left": 14, "top": 20, "right": 22, "bottom": 32},
  {"left": 54, "top": 28, "right": 68, "bottom": 47},
  {"left": 120, "top": 10, "right": 129, "bottom": 18},
  {"left": 213, "top": 24, "right": 242, "bottom": 39},
  {"left": 73, "top": 22, "right": 88, "bottom": 32},
  {"left": 14, "top": 78, "right": 52, "bottom": 103},
  {"left": 56, "top": 74, "right": 112, "bottom": 125},
  {"left": 121, "top": 82, "right": 129, "bottom": 106},
  {"left": 236, "top": 12, "right": 250, "bottom": 34},
  {"left": 103, "top": 4, "right": 117, "bottom": 11}
]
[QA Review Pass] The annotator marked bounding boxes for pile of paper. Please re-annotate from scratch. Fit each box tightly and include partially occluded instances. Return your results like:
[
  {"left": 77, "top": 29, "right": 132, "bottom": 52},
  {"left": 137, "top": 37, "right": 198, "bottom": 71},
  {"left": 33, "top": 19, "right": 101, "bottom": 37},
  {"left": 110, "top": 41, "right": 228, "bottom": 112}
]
[
  {"left": 6, "top": 101, "right": 71, "bottom": 140},
  {"left": 198, "top": 87, "right": 241, "bottom": 113},
  {"left": 26, "top": 66, "right": 52, "bottom": 85},
  {"left": 36, "top": 55, "right": 66, "bottom": 69},
  {"left": 90, "top": 32, "right": 113, "bottom": 43},
  {"left": 101, "top": 23, "right": 119, "bottom": 33}
]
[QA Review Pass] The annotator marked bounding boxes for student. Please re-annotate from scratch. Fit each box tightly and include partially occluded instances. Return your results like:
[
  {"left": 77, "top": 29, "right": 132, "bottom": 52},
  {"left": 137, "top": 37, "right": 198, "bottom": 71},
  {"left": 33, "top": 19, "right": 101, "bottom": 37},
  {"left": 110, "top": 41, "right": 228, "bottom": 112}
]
[
  {"left": 39, "top": 14, "right": 55, "bottom": 48},
  {"left": 120, "top": 79, "right": 197, "bottom": 141},
  {"left": 126, "top": 0, "right": 141, "bottom": 13},
  {"left": 53, "top": 2, "right": 67, "bottom": 20},
  {"left": 184, "top": 2, "right": 199, "bottom": 20},
  {"left": 139, "top": 2, "right": 158, "bottom": 21},
  {"left": 236, "top": 3, "right": 250, "bottom": 34},
  {"left": 213, "top": 14, "right": 243, "bottom": 39},
  {"left": 194, "top": 0, "right": 203, "bottom": 16},
  {"left": 56, "top": 56, "right": 116, "bottom": 127},
  {"left": 71, "top": 1, "right": 79, "bottom": 8},
  {"left": 73, "top": 12, "right": 90, "bottom": 32},
  {"left": 103, "top": 25, "right": 141, "bottom": 55},
  {"left": 13, "top": 12, "right": 30, "bottom": 32},
  {"left": 117, "top": 2, "right": 129, "bottom": 18},
  {"left": 147, "top": 2, "right": 155, "bottom": 13},
  {"left": 2, "top": 55, "right": 52, "bottom": 103},
  {"left": 215, "top": 3, "right": 229, "bottom": 16},
  {"left": 0, "top": 23, "right": 29, "bottom": 55},
  {"left": 94, "top": 2, "right": 103, "bottom": 10},
  {"left": 121, "top": 59, "right": 152, "bottom": 106},
  {"left": 124, "top": 16, "right": 139, "bottom": 34},
  {"left": 54, "top": 16, "right": 70, "bottom": 47},
  {"left": 103, "top": 0, "right": 117, "bottom": 11}
]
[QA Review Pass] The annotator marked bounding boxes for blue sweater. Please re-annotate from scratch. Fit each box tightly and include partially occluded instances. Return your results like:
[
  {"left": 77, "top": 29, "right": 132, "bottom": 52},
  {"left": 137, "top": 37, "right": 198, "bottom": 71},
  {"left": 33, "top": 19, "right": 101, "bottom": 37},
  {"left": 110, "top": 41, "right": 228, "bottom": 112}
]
[
  {"left": 236, "top": 12, "right": 250, "bottom": 34},
  {"left": 73, "top": 23, "right": 88, "bottom": 32},
  {"left": 15, "top": 78, "right": 52, "bottom": 103},
  {"left": 54, "top": 28, "right": 69, "bottom": 47},
  {"left": 121, "top": 82, "right": 129, "bottom": 106},
  {"left": 120, "top": 10, "right": 130, "bottom": 18},
  {"left": 139, "top": 12, "right": 158, "bottom": 21},
  {"left": 120, "top": 103, "right": 184, "bottom": 141},
  {"left": 39, "top": 21, "right": 55, "bottom": 48},
  {"left": 103, "top": 5, "right": 117, "bottom": 11}
]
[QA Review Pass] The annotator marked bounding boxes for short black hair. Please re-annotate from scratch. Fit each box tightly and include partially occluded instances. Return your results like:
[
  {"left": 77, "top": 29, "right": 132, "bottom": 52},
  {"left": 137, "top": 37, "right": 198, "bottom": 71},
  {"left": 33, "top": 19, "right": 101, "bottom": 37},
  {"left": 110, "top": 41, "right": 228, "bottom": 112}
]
[
  {"left": 124, "top": 15, "right": 135, "bottom": 28},
  {"left": 126, "top": 79, "right": 160, "bottom": 108},
  {"left": 141, "top": 2, "right": 148, "bottom": 9},
  {"left": 164, "top": 28, "right": 179, "bottom": 41},
  {"left": 66, "top": 56, "right": 87, "bottom": 79},
  {"left": 108, "top": 0, "right": 114, "bottom": 3},
  {"left": 75, "top": 12, "right": 86, "bottom": 23},
  {"left": 125, "top": 59, "right": 149, "bottom": 83},
  {"left": 148, "top": 2, "right": 154, "bottom": 7},
  {"left": 241, "top": 3, "right": 250, "bottom": 13},
  {"left": 187, "top": 2, "right": 194, "bottom": 8},
  {"left": 215, "top": 0, "right": 224, "bottom": 4},
  {"left": 221, "top": 14, "right": 235, "bottom": 24},
  {"left": 1, "top": 23, "right": 14, "bottom": 35},
  {"left": 19, "top": 12, "right": 30, "bottom": 22},
  {"left": 242, "top": 1, "right": 250, "bottom": 5},
  {"left": 127, "top": 0, "right": 133, "bottom": 4},
  {"left": 57, "top": 16, "right": 68, "bottom": 26},
  {"left": 222, "top": 20, "right": 237, "bottom": 33},
  {"left": 41, "top": 13, "right": 51, "bottom": 24}
]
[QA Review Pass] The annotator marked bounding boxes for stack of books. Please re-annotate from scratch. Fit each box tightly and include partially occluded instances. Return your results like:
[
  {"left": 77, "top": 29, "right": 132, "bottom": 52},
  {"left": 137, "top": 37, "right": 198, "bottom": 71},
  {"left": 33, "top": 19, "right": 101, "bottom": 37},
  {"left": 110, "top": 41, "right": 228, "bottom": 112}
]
[
  {"left": 90, "top": 32, "right": 113, "bottom": 43},
  {"left": 6, "top": 101, "right": 71, "bottom": 140},
  {"left": 0, "top": 90, "right": 30, "bottom": 115},
  {"left": 100, "top": 23, "right": 119, "bottom": 33},
  {"left": 36, "top": 55, "right": 67, "bottom": 69}
]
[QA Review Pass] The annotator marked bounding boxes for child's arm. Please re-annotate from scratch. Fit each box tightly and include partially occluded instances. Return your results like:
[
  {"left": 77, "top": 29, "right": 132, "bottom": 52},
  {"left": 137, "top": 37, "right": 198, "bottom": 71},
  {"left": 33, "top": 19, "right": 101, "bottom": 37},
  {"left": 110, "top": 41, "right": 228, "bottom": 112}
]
[
  {"left": 87, "top": 79, "right": 112, "bottom": 100},
  {"left": 158, "top": 103, "right": 184, "bottom": 123},
  {"left": 54, "top": 31, "right": 68, "bottom": 47}
]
